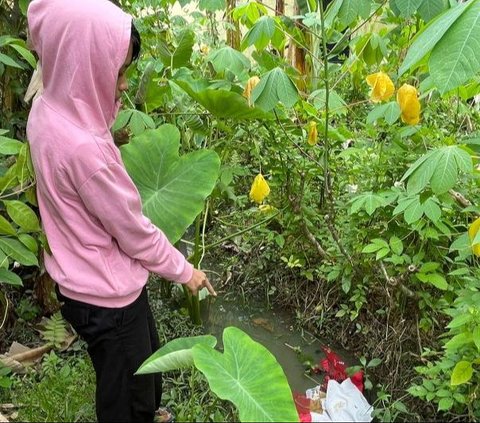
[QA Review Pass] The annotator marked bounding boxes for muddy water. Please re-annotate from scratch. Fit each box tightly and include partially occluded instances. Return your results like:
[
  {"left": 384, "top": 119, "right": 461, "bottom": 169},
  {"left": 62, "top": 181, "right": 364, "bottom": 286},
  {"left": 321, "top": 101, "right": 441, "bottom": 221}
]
[{"left": 201, "top": 294, "right": 348, "bottom": 394}]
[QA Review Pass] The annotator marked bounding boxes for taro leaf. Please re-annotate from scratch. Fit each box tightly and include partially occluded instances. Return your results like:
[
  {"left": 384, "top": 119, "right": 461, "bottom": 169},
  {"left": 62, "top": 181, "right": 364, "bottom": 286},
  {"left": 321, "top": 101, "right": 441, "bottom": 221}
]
[
  {"left": 192, "top": 327, "right": 298, "bottom": 422},
  {"left": 0, "top": 268, "right": 22, "bottom": 286},
  {"left": 208, "top": 47, "right": 251, "bottom": 75},
  {"left": 251, "top": 67, "right": 299, "bottom": 111},
  {"left": 174, "top": 80, "right": 272, "bottom": 120},
  {"left": 121, "top": 125, "right": 220, "bottom": 244},
  {"left": 136, "top": 335, "right": 217, "bottom": 374}
]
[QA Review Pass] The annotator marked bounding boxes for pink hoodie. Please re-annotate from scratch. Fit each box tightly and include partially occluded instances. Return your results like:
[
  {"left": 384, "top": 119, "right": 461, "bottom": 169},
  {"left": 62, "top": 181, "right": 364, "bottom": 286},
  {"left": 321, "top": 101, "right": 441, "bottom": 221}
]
[{"left": 26, "top": 0, "right": 193, "bottom": 307}]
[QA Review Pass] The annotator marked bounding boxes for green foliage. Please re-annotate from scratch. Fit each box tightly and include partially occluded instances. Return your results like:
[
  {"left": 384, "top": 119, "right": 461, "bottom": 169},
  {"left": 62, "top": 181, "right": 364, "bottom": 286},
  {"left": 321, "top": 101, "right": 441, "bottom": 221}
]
[
  {"left": 158, "top": 29, "right": 195, "bottom": 70},
  {"left": 208, "top": 47, "right": 251, "bottom": 75},
  {"left": 251, "top": 67, "right": 299, "bottom": 111},
  {"left": 40, "top": 312, "right": 68, "bottom": 349},
  {"left": 400, "top": 0, "right": 480, "bottom": 93},
  {"left": 401, "top": 146, "right": 473, "bottom": 195},
  {"left": 175, "top": 80, "right": 272, "bottom": 119},
  {"left": 121, "top": 125, "right": 220, "bottom": 244},
  {"left": 137, "top": 327, "right": 299, "bottom": 422},
  {"left": 136, "top": 335, "right": 217, "bottom": 373},
  {"left": 8, "top": 351, "right": 96, "bottom": 422},
  {"left": 0, "top": 362, "right": 12, "bottom": 389}
]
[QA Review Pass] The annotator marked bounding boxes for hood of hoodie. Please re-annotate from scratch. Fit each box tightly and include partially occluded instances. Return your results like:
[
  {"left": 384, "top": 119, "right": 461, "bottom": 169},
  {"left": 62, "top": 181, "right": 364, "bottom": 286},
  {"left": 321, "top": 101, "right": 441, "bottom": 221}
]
[{"left": 28, "top": 0, "right": 131, "bottom": 134}]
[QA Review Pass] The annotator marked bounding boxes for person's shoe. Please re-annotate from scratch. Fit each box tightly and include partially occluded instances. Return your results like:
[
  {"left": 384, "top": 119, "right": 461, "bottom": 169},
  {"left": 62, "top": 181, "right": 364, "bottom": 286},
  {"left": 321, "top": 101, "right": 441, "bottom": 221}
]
[{"left": 154, "top": 407, "right": 174, "bottom": 423}]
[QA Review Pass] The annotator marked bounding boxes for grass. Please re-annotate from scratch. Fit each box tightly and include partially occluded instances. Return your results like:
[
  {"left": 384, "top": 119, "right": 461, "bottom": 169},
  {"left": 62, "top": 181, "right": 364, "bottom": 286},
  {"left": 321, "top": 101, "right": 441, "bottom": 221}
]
[
  {"left": 5, "top": 348, "right": 96, "bottom": 422},
  {"left": 1, "top": 280, "right": 236, "bottom": 422}
]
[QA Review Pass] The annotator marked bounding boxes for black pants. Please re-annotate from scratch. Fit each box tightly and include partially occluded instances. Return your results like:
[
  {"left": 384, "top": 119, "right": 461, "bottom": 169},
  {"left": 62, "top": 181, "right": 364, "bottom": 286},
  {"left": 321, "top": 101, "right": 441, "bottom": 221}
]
[{"left": 57, "top": 286, "right": 162, "bottom": 422}]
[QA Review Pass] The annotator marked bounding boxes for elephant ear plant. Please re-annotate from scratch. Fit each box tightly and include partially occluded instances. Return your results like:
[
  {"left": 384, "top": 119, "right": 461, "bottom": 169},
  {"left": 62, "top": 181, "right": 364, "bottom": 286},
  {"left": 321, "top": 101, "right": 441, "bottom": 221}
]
[
  {"left": 121, "top": 124, "right": 221, "bottom": 323},
  {"left": 136, "top": 327, "right": 300, "bottom": 422}
]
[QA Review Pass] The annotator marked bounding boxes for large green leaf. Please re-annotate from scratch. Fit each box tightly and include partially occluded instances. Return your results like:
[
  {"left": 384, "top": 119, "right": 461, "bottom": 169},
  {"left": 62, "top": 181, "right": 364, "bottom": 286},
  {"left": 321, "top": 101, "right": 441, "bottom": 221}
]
[
  {"left": 251, "top": 67, "right": 299, "bottom": 111},
  {"left": 391, "top": 0, "right": 424, "bottom": 17},
  {"left": 136, "top": 335, "right": 217, "bottom": 374},
  {"left": 208, "top": 47, "right": 251, "bottom": 75},
  {"left": 418, "top": 0, "right": 448, "bottom": 22},
  {"left": 399, "top": 1, "right": 471, "bottom": 75},
  {"left": 174, "top": 80, "right": 272, "bottom": 120},
  {"left": 338, "top": 0, "right": 371, "bottom": 27},
  {"left": 430, "top": 0, "right": 480, "bottom": 93},
  {"left": 241, "top": 16, "right": 276, "bottom": 51},
  {"left": 158, "top": 29, "right": 195, "bottom": 69},
  {"left": 121, "top": 125, "right": 220, "bottom": 244},
  {"left": 0, "top": 237, "right": 38, "bottom": 266},
  {"left": 403, "top": 146, "right": 472, "bottom": 195},
  {"left": 193, "top": 327, "right": 298, "bottom": 422}
]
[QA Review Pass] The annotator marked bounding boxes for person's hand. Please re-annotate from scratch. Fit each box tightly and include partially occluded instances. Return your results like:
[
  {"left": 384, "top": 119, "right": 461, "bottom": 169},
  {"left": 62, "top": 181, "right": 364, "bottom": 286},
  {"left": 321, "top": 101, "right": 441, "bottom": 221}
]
[{"left": 185, "top": 269, "right": 217, "bottom": 297}]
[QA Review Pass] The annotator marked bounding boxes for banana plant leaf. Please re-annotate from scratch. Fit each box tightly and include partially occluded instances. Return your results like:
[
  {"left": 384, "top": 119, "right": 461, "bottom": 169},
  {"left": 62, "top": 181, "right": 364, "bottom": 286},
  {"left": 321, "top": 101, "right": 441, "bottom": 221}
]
[{"left": 121, "top": 125, "right": 220, "bottom": 244}]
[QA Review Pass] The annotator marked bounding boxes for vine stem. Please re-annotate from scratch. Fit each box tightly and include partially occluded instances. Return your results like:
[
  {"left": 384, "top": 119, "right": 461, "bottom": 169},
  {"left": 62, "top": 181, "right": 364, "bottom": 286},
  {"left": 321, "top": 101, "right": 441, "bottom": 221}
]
[
  {"left": 203, "top": 210, "right": 282, "bottom": 251},
  {"left": 318, "top": 0, "right": 330, "bottom": 204}
]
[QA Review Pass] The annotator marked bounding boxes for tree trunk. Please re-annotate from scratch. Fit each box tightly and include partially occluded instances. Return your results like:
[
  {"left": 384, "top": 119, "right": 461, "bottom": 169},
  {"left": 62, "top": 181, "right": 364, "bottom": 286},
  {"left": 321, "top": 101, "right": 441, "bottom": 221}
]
[{"left": 226, "top": 0, "right": 240, "bottom": 50}]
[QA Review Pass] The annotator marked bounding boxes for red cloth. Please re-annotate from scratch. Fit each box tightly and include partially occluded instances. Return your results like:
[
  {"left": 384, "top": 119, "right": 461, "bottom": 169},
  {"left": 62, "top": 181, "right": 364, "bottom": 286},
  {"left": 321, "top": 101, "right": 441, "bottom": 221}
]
[
  {"left": 293, "top": 392, "right": 312, "bottom": 422},
  {"left": 293, "top": 346, "right": 365, "bottom": 421},
  {"left": 314, "top": 346, "right": 364, "bottom": 393}
]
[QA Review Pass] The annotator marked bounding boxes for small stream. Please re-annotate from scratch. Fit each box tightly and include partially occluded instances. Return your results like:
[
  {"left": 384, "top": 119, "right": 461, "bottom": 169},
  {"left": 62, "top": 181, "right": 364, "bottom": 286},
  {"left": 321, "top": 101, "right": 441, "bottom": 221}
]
[{"left": 200, "top": 293, "right": 355, "bottom": 394}]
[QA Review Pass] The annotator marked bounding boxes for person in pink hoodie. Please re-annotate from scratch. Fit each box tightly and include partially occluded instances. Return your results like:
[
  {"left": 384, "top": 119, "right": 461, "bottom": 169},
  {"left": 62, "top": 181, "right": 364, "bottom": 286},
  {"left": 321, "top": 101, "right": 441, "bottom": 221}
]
[{"left": 26, "top": 0, "right": 216, "bottom": 421}]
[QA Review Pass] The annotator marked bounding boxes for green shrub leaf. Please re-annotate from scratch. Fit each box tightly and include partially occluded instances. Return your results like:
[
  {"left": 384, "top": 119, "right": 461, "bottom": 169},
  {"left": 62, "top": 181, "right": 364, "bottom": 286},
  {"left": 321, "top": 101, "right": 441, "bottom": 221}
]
[
  {"left": 4, "top": 200, "right": 41, "bottom": 232},
  {"left": 0, "top": 268, "right": 22, "bottom": 286},
  {"left": 451, "top": 361, "right": 473, "bottom": 386}
]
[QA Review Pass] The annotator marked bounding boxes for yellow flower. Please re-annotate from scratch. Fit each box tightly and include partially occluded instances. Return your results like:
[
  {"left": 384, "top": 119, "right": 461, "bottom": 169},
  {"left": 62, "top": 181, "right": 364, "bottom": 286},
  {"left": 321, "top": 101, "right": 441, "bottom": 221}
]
[
  {"left": 366, "top": 72, "right": 395, "bottom": 103},
  {"left": 396, "top": 84, "right": 421, "bottom": 125},
  {"left": 249, "top": 174, "right": 270, "bottom": 204},
  {"left": 307, "top": 121, "right": 318, "bottom": 146},
  {"left": 468, "top": 217, "right": 480, "bottom": 256},
  {"left": 200, "top": 44, "right": 210, "bottom": 55},
  {"left": 243, "top": 76, "right": 260, "bottom": 107}
]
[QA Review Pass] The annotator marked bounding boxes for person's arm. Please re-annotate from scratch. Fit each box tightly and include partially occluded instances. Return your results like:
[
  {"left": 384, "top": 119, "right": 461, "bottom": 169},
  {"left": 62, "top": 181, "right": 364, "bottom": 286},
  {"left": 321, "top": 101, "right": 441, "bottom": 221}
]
[{"left": 77, "top": 161, "right": 215, "bottom": 295}]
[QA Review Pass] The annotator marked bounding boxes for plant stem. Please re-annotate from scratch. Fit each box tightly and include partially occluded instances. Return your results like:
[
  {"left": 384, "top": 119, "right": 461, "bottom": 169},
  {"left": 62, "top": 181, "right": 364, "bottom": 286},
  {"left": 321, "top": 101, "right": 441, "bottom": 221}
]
[
  {"left": 318, "top": 0, "right": 330, "bottom": 205},
  {"left": 203, "top": 210, "right": 282, "bottom": 250},
  {"left": 189, "top": 212, "right": 203, "bottom": 325}
]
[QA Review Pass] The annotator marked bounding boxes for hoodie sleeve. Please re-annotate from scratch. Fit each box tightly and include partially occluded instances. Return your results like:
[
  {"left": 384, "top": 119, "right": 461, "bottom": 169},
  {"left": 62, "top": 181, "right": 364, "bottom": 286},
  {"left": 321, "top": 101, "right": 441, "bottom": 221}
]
[{"left": 77, "top": 162, "right": 194, "bottom": 284}]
